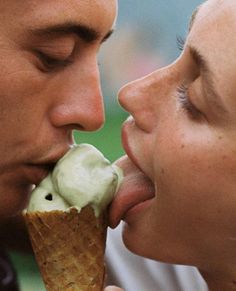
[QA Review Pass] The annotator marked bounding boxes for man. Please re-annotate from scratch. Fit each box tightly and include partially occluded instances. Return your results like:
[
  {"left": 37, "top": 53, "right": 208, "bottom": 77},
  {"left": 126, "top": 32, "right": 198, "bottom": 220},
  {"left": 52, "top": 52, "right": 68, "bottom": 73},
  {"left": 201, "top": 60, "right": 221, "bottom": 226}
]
[{"left": 0, "top": 0, "right": 117, "bottom": 289}]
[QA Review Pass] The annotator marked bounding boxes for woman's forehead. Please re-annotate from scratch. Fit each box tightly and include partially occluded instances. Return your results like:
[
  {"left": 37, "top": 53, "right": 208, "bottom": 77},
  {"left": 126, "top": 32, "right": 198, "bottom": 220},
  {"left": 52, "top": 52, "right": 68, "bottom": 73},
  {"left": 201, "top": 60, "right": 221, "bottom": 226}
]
[
  {"left": 184, "top": 0, "right": 236, "bottom": 120},
  {"left": 193, "top": 0, "right": 236, "bottom": 26},
  {"left": 188, "top": 0, "right": 236, "bottom": 48}
]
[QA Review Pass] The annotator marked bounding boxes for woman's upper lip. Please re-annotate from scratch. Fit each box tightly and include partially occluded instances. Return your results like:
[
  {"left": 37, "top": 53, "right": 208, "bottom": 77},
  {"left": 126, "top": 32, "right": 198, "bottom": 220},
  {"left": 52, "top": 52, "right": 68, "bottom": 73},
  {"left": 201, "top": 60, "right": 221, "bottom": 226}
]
[{"left": 121, "top": 119, "right": 142, "bottom": 171}]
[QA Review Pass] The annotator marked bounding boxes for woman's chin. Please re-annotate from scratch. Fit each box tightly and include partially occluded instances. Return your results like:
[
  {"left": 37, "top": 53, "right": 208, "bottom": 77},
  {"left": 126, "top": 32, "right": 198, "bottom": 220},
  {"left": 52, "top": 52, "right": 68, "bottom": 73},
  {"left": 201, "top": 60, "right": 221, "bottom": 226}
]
[{"left": 121, "top": 221, "right": 157, "bottom": 260}]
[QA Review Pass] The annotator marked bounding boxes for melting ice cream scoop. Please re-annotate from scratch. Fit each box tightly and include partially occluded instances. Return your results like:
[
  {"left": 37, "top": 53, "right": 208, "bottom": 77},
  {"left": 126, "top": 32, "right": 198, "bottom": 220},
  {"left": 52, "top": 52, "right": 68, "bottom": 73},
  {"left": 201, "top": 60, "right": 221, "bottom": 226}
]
[{"left": 27, "top": 144, "right": 123, "bottom": 217}]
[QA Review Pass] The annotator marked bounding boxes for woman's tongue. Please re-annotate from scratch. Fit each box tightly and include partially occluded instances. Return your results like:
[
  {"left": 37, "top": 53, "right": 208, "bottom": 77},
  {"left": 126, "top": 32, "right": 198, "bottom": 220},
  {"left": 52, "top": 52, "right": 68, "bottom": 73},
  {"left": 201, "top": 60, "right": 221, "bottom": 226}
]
[{"left": 109, "top": 156, "right": 155, "bottom": 228}]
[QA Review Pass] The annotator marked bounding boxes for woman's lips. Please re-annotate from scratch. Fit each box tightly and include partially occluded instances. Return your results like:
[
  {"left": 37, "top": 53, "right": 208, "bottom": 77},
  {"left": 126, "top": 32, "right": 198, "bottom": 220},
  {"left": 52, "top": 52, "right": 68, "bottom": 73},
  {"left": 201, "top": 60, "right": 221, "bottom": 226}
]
[
  {"left": 109, "top": 156, "right": 155, "bottom": 228},
  {"left": 109, "top": 119, "right": 155, "bottom": 228}
]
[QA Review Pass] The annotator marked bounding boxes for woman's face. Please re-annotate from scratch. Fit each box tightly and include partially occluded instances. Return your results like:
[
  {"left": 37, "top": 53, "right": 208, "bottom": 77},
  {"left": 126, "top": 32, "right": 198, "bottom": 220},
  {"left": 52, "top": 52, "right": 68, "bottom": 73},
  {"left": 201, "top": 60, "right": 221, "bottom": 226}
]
[{"left": 110, "top": 0, "right": 236, "bottom": 270}]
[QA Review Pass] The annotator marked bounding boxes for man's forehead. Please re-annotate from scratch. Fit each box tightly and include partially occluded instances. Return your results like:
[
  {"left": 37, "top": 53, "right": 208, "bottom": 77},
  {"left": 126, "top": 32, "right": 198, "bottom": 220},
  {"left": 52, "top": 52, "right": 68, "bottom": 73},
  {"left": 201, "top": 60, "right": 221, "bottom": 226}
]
[
  {"left": 10, "top": 0, "right": 117, "bottom": 23},
  {"left": 8, "top": 0, "right": 117, "bottom": 40}
]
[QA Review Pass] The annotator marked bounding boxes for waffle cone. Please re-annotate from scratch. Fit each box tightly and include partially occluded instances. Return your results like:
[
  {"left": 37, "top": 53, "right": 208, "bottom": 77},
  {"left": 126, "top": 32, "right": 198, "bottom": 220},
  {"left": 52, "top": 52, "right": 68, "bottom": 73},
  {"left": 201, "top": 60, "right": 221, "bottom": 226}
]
[{"left": 24, "top": 206, "right": 108, "bottom": 291}]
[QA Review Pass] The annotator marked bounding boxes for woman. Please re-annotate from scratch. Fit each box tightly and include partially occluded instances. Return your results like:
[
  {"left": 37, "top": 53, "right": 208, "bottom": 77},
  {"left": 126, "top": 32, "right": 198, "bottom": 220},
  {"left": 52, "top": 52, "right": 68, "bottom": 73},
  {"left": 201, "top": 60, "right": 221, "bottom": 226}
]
[
  {"left": 107, "top": 0, "right": 236, "bottom": 290},
  {"left": 0, "top": 0, "right": 117, "bottom": 289}
]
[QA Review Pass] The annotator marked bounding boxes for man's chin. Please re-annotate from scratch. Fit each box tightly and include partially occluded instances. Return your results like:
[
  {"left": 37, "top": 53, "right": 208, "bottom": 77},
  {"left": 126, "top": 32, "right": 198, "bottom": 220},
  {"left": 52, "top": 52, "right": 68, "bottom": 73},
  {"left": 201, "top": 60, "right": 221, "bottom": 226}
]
[{"left": 0, "top": 183, "right": 33, "bottom": 218}]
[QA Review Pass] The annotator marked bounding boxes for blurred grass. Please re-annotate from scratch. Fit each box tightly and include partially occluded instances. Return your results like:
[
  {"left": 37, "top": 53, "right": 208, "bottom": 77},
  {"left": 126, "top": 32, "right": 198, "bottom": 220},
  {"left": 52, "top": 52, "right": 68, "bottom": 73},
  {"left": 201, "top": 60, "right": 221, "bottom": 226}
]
[
  {"left": 10, "top": 251, "right": 46, "bottom": 291},
  {"left": 10, "top": 112, "right": 127, "bottom": 291},
  {"left": 74, "top": 111, "right": 127, "bottom": 162}
]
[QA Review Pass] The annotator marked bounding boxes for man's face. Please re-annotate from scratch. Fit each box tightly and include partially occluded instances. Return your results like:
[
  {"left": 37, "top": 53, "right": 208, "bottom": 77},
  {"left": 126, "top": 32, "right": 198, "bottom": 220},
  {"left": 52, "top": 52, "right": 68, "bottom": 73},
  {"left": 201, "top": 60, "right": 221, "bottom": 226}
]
[
  {"left": 0, "top": 0, "right": 117, "bottom": 218},
  {"left": 110, "top": 0, "right": 236, "bottom": 269}
]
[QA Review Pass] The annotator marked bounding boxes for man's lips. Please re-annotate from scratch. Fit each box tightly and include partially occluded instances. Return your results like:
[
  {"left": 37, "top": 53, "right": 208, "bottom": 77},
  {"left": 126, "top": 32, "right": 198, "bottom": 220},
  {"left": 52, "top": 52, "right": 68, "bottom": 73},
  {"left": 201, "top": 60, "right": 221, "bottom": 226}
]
[
  {"left": 109, "top": 157, "right": 155, "bottom": 228},
  {"left": 25, "top": 147, "right": 70, "bottom": 185},
  {"left": 23, "top": 164, "right": 53, "bottom": 185}
]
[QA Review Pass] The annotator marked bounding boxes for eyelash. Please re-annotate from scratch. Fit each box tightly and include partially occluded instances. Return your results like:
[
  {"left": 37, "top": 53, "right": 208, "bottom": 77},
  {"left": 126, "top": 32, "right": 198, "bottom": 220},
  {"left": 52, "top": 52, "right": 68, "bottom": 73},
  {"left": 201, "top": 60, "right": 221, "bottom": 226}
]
[
  {"left": 176, "top": 84, "right": 202, "bottom": 119},
  {"left": 176, "top": 36, "right": 203, "bottom": 120},
  {"left": 176, "top": 35, "right": 186, "bottom": 51}
]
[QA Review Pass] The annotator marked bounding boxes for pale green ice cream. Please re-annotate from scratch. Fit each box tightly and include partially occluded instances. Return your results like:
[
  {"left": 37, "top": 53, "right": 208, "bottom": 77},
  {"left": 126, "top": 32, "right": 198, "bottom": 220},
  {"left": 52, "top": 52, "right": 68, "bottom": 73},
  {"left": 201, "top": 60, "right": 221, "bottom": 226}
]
[{"left": 27, "top": 144, "right": 123, "bottom": 217}]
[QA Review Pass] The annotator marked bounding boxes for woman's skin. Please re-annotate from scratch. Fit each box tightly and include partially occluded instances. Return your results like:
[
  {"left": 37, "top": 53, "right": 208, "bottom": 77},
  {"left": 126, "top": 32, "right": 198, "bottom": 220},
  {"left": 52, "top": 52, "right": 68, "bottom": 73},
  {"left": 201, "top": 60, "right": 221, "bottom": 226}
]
[
  {"left": 105, "top": 287, "right": 123, "bottom": 291},
  {"left": 108, "top": 0, "right": 236, "bottom": 290}
]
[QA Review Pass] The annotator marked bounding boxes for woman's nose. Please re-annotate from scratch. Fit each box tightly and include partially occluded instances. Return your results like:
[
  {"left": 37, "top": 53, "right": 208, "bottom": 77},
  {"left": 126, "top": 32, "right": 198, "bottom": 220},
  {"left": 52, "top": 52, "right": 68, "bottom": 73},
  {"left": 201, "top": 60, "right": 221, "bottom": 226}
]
[
  {"left": 118, "top": 74, "right": 159, "bottom": 132},
  {"left": 50, "top": 62, "right": 104, "bottom": 132}
]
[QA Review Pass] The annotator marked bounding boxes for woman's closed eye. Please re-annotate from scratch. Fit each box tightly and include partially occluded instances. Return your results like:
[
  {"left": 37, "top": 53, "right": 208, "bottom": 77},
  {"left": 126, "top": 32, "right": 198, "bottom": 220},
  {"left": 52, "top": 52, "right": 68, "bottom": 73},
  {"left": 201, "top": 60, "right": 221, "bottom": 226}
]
[{"left": 176, "top": 83, "right": 203, "bottom": 120}]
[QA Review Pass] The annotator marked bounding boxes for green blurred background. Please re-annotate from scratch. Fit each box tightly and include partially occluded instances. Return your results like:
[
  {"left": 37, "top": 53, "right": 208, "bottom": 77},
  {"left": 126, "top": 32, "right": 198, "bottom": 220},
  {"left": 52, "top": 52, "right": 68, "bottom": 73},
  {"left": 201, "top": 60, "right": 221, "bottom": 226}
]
[{"left": 9, "top": 0, "right": 204, "bottom": 289}]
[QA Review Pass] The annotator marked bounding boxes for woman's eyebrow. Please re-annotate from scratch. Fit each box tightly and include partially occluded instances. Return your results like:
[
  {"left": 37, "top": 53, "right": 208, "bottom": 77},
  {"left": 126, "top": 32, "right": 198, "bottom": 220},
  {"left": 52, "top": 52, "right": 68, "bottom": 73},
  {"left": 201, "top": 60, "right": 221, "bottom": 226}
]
[{"left": 188, "top": 5, "right": 202, "bottom": 32}]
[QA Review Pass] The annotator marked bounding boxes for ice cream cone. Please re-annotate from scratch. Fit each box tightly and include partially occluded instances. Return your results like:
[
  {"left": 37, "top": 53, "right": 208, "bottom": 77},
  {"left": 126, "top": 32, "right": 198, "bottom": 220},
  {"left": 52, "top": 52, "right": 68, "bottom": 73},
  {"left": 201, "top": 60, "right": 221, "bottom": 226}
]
[{"left": 24, "top": 206, "right": 108, "bottom": 291}]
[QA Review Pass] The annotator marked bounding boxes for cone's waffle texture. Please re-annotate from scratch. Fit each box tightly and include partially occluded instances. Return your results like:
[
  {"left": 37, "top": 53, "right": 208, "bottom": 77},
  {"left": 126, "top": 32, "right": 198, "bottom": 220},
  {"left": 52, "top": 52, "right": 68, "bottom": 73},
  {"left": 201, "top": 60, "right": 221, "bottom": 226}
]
[{"left": 24, "top": 206, "right": 108, "bottom": 291}]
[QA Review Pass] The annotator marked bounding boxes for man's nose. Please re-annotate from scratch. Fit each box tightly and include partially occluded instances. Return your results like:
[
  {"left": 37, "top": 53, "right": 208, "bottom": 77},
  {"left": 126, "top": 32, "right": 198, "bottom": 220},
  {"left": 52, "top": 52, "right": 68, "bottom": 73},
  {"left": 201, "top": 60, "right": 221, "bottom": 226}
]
[{"left": 50, "top": 63, "right": 104, "bottom": 132}]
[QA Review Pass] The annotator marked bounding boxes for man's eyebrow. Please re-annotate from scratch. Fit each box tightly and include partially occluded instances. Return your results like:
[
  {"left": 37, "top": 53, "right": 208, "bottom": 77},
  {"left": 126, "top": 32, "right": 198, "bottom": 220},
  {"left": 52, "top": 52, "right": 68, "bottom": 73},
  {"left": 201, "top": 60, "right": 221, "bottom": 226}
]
[
  {"left": 189, "top": 45, "right": 228, "bottom": 114},
  {"left": 29, "top": 22, "right": 114, "bottom": 43}
]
